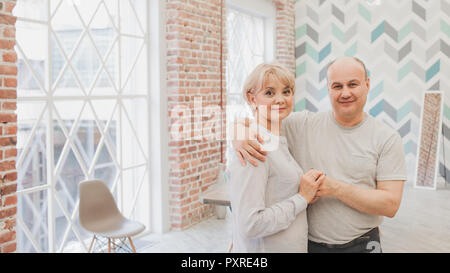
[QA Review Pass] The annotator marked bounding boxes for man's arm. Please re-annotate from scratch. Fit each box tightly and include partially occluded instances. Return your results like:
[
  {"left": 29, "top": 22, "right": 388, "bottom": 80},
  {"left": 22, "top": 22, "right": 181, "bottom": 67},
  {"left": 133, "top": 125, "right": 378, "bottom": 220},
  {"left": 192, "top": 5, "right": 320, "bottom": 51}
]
[
  {"left": 316, "top": 177, "right": 405, "bottom": 218},
  {"left": 231, "top": 112, "right": 309, "bottom": 166},
  {"left": 231, "top": 118, "right": 267, "bottom": 166},
  {"left": 317, "top": 130, "right": 407, "bottom": 217}
]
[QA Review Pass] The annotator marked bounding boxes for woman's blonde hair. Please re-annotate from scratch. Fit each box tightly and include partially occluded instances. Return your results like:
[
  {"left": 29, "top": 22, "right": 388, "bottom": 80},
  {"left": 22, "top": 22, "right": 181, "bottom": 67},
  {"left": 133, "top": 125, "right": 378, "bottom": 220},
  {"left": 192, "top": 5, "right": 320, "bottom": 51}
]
[{"left": 242, "top": 63, "right": 295, "bottom": 105}]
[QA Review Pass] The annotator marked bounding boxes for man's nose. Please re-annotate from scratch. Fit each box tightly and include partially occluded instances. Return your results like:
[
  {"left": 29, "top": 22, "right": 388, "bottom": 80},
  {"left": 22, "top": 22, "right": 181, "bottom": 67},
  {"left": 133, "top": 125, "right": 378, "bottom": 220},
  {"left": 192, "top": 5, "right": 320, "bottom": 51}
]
[{"left": 340, "top": 87, "right": 352, "bottom": 98}]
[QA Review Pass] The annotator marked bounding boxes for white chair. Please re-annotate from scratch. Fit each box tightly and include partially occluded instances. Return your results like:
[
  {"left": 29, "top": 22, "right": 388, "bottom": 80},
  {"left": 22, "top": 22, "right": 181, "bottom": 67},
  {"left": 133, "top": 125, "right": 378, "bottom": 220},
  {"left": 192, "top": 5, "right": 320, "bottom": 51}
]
[{"left": 79, "top": 179, "right": 145, "bottom": 253}]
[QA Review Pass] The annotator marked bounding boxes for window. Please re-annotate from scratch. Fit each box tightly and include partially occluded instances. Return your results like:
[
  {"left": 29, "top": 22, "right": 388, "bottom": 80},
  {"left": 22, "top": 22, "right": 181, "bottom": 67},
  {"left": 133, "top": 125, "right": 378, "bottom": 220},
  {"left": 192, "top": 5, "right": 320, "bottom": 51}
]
[
  {"left": 15, "top": 0, "right": 150, "bottom": 252},
  {"left": 226, "top": 0, "right": 275, "bottom": 165}
]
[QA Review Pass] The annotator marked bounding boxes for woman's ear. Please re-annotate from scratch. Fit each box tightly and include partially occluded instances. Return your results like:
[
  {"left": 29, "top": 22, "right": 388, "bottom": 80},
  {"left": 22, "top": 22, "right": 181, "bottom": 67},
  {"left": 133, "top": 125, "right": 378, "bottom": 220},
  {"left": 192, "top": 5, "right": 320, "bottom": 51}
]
[
  {"left": 247, "top": 92, "right": 256, "bottom": 105},
  {"left": 246, "top": 94, "right": 256, "bottom": 111}
]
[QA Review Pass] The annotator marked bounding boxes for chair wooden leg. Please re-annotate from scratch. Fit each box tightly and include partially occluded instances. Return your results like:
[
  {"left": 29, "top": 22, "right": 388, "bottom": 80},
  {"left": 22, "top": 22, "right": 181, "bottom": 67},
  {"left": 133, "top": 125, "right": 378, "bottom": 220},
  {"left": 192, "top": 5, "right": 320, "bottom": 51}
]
[
  {"left": 112, "top": 238, "right": 116, "bottom": 253},
  {"left": 128, "top": 237, "right": 137, "bottom": 253},
  {"left": 88, "top": 235, "right": 96, "bottom": 253},
  {"left": 108, "top": 238, "right": 111, "bottom": 253},
  {"left": 227, "top": 241, "right": 233, "bottom": 253}
]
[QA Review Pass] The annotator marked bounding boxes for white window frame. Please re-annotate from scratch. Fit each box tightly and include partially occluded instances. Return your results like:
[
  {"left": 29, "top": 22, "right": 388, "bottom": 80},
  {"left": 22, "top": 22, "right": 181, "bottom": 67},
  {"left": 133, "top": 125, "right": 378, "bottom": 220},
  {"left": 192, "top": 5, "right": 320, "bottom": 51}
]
[
  {"left": 226, "top": 0, "right": 276, "bottom": 63},
  {"left": 148, "top": 0, "right": 169, "bottom": 234},
  {"left": 14, "top": 0, "right": 169, "bottom": 252}
]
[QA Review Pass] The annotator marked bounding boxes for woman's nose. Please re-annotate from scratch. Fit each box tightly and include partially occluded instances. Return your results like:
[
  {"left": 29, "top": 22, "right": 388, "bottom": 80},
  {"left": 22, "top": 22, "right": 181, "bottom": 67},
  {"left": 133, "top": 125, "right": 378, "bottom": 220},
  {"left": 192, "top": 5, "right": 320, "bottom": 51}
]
[{"left": 274, "top": 94, "right": 285, "bottom": 104}]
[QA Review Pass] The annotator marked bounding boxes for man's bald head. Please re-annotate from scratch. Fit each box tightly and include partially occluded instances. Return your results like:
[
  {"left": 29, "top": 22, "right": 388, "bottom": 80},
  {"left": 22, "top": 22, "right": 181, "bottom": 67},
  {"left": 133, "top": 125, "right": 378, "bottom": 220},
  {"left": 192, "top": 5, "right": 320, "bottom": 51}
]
[{"left": 326, "top": 57, "right": 368, "bottom": 83}]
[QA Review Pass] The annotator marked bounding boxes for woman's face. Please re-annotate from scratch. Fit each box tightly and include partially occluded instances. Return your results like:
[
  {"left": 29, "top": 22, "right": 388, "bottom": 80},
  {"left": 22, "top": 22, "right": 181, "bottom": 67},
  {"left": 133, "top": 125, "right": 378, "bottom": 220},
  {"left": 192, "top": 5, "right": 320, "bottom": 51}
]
[{"left": 248, "top": 75, "right": 294, "bottom": 124}]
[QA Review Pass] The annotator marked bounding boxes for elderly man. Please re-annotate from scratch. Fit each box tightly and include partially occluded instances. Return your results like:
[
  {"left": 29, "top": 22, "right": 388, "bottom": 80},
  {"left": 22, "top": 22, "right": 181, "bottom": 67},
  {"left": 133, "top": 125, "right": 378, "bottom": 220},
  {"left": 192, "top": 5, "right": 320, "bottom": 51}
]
[{"left": 232, "top": 57, "right": 407, "bottom": 253}]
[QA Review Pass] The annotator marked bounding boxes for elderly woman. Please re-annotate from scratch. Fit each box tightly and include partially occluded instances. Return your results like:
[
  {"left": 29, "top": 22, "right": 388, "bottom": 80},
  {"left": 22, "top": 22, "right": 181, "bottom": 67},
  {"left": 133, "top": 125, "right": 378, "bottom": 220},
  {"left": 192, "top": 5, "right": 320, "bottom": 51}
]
[{"left": 228, "top": 63, "right": 324, "bottom": 253}]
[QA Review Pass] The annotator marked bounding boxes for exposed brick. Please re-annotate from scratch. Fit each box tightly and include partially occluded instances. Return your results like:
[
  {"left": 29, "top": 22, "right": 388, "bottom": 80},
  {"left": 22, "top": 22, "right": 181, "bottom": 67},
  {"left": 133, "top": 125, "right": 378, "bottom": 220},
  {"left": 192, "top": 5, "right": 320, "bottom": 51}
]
[
  {"left": 0, "top": 207, "right": 16, "bottom": 220},
  {"left": 3, "top": 78, "right": 16, "bottom": 88},
  {"left": 2, "top": 51, "right": 17, "bottom": 63},
  {"left": 3, "top": 195, "right": 17, "bottom": 207},
  {"left": 167, "top": 0, "right": 228, "bottom": 230},
  {"left": 0, "top": 90, "right": 16, "bottom": 99},
  {"left": 2, "top": 172, "right": 17, "bottom": 183},
  {"left": 273, "top": 0, "right": 295, "bottom": 73},
  {"left": 0, "top": 137, "right": 16, "bottom": 146},
  {"left": 2, "top": 102, "right": 16, "bottom": 110},
  {"left": 2, "top": 242, "right": 16, "bottom": 253},
  {"left": 0, "top": 2, "right": 17, "bottom": 253},
  {"left": 4, "top": 148, "right": 16, "bottom": 159},
  {"left": 0, "top": 65, "right": 17, "bottom": 76},
  {"left": 0, "top": 160, "right": 15, "bottom": 172},
  {"left": 0, "top": 113, "right": 16, "bottom": 123},
  {"left": 0, "top": 231, "right": 15, "bottom": 244},
  {"left": 4, "top": 125, "right": 16, "bottom": 135},
  {"left": 0, "top": 183, "right": 16, "bottom": 196},
  {"left": 0, "top": 14, "right": 16, "bottom": 25},
  {"left": 5, "top": 1, "right": 15, "bottom": 13},
  {"left": 2, "top": 26, "right": 15, "bottom": 38}
]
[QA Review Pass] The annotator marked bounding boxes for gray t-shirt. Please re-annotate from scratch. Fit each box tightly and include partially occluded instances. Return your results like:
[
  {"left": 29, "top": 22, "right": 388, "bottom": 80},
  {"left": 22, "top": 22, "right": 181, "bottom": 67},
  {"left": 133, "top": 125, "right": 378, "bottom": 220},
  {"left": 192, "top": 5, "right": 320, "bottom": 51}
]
[
  {"left": 228, "top": 125, "right": 308, "bottom": 252},
  {"left": 282, "top": 111, "right": 407, "bottom": 244}
]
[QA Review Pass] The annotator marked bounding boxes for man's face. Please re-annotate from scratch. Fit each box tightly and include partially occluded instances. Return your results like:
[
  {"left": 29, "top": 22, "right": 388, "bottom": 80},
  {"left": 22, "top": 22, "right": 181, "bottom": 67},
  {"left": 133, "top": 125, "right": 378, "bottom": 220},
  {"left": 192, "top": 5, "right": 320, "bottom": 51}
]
[{"left": 327, "top": 59, "right": 370, "bottom": 121}]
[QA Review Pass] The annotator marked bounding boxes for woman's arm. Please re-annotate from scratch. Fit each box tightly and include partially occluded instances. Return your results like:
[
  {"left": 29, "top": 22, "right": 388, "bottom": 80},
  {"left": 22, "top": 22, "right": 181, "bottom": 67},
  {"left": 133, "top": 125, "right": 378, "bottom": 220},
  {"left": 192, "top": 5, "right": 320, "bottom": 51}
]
[{"left": 229, "top": 161, "right": 308, "bottom": 239}]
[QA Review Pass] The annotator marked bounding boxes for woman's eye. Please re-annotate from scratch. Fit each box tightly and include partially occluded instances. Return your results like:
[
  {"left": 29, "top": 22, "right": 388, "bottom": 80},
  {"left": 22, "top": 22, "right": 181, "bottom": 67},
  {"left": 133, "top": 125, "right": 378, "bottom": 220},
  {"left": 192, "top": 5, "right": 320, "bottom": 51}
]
[
  {"left": 265, "top": 90, "right": 273, "bottom": 96},
  {"left": 283, "top": 89, "right": 292, "bottom": 95}
]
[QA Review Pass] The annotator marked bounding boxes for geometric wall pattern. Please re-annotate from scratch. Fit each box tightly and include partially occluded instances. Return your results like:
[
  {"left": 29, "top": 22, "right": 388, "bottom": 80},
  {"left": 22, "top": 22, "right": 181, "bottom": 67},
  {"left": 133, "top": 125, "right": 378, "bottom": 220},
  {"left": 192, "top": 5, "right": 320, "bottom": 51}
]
[{"left": 295, "top": 0, "right": 450, "bottom": 183}]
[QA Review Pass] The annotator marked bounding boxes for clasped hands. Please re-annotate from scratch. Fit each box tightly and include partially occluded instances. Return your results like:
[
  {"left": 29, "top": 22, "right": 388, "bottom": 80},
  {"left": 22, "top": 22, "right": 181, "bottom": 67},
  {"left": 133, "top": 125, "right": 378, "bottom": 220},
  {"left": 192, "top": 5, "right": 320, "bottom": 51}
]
[{"left": 299, "top": 169, "right": 340, "bottom": 204}]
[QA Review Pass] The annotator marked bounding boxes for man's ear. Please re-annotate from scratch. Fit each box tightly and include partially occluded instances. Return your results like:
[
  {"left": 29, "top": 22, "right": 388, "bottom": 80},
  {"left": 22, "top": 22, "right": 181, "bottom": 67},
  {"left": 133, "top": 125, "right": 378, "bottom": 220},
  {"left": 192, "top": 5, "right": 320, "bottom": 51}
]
[{"left": 365, "top": 77, "right": 370, "bottom": 92}]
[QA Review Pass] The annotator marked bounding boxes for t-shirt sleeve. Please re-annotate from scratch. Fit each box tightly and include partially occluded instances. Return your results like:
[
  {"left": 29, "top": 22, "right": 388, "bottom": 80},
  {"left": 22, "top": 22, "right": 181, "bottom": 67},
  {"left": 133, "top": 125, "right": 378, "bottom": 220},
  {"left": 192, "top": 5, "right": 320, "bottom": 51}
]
[
  {"left": 228, "top": 158, "right": 307, "bottom": 239},
  {"left": 282, "top": 111, "right": 309, "bottom": 136},
  {"left": 281, "top": 111, "right": 310, "bottom": 154},
  {"left": 376, "top": 132, "right": 408, "bottom": 181}
]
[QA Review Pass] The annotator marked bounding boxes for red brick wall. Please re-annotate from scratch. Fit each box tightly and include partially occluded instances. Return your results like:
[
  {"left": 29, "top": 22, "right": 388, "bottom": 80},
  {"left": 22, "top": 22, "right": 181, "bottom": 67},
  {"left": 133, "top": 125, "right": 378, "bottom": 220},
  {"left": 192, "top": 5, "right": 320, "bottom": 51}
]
[
  {"left": 166, "top": 0, "right": 227, "bottom": 230},
  {"left": 274, "top": 0, "right": 295, "bottom": 74},
  {"left": 0, "top": 0, "right": 17, "bottom": 253},
  {"left": 166, "top": 0, "right": 295, "bottom": 231}
]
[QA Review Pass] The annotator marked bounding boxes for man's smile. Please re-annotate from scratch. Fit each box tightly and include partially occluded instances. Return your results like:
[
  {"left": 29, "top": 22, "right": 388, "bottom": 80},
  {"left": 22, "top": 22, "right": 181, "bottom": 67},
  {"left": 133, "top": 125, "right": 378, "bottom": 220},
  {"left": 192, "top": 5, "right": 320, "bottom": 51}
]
[{"left": 339, "top": 101, "right": 355, "bottom": 104}]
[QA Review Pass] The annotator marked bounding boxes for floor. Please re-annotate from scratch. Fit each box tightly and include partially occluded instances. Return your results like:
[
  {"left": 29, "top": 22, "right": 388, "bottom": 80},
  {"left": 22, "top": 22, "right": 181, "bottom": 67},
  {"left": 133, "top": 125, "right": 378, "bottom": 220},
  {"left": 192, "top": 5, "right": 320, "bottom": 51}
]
[{"left": 135, "top": 180, "right": 450, "bottom": 253}]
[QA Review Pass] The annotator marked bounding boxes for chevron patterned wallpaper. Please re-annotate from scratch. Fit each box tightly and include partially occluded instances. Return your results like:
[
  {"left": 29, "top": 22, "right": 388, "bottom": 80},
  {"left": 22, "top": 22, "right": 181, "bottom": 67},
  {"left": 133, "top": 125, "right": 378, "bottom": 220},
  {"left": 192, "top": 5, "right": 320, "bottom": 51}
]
[{"left": 294, "top": 0, "right": 450, "bottom": 184}]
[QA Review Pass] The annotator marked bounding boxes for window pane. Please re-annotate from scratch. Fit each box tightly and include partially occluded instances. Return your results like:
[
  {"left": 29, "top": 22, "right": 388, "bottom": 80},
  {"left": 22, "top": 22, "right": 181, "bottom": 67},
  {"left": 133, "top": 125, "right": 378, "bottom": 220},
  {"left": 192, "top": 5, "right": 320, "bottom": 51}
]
[
  {"left": 16, "top": 0, "right": 149, "bottom": 253},
  {"left": 17, "top": 190, "right": 49, "bottom": 253},
  {"left": 14, "top": 0, "right": 47, "bottom": 21},
  {"left": 17, "top": 101, "right": 47, "bottom": 190}
]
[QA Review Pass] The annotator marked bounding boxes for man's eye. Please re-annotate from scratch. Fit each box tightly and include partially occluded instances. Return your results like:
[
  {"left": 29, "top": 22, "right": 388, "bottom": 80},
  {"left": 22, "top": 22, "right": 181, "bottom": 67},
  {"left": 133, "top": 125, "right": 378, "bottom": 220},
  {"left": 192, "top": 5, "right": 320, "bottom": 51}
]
[{"left": 333, "top": 85, "right": 342, "bottom": 89}]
